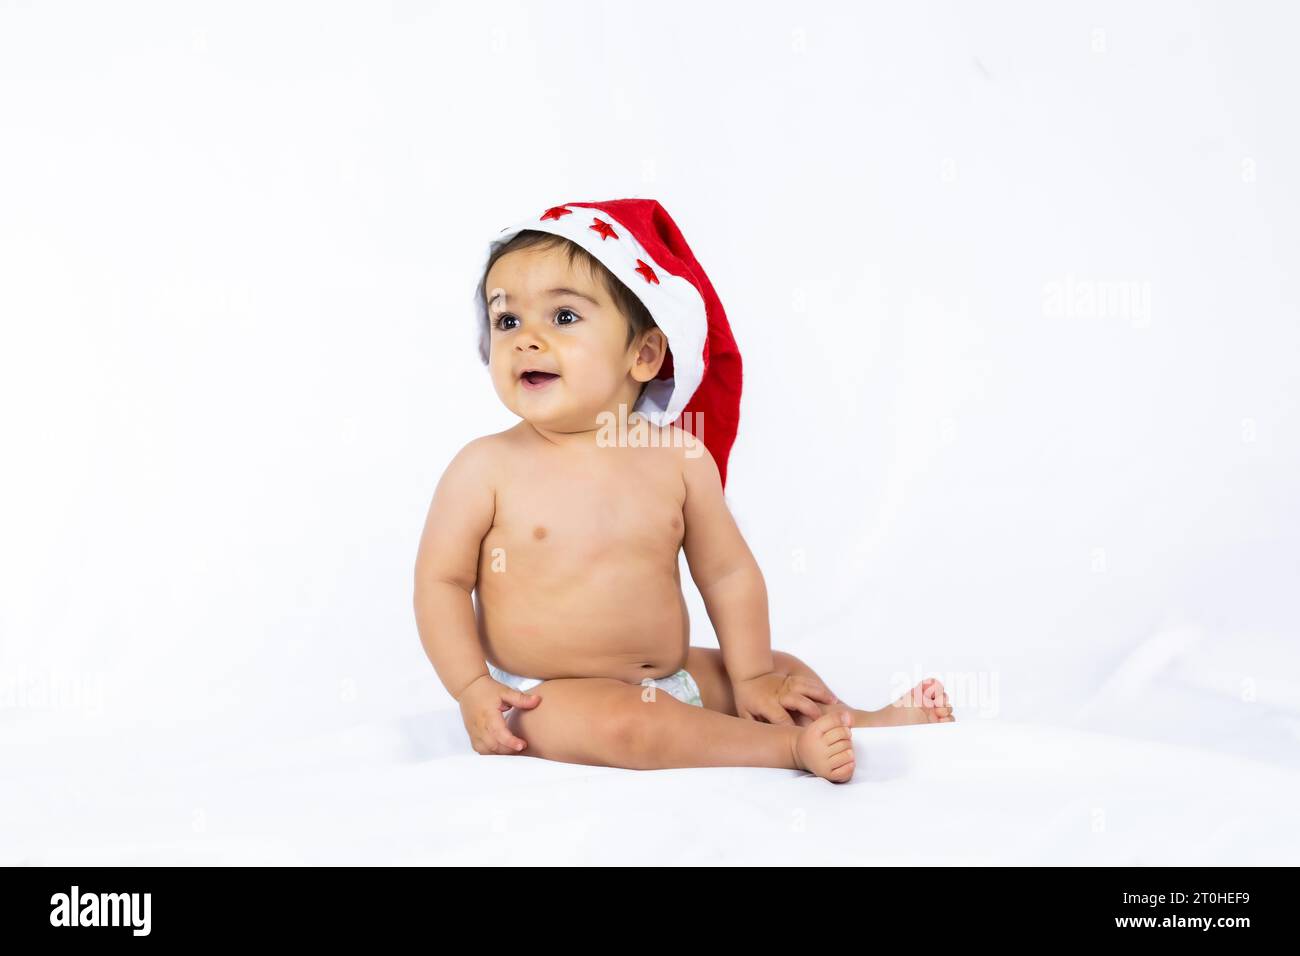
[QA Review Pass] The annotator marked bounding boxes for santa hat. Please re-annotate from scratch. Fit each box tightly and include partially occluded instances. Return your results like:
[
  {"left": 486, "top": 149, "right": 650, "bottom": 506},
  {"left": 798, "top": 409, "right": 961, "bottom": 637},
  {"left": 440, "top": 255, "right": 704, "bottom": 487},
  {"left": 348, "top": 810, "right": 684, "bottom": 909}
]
[{"left": 477, "top": 198, "right": 743, "bottom": 487}]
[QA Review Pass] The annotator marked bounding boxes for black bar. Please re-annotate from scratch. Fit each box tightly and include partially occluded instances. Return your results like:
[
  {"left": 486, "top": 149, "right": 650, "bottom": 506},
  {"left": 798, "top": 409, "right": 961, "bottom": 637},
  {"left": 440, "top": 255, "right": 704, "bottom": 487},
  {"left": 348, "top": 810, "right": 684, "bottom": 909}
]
[{"left": 0, "top": 865, "right": 1289, "bottom": 942}]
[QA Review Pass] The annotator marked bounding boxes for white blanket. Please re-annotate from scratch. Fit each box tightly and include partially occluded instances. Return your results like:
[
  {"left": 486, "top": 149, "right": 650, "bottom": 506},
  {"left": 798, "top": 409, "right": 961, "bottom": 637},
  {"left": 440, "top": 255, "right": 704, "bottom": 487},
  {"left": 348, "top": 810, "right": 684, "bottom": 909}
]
[{"left": 5, "top": 696, "right": 1296, "bottom": 865}]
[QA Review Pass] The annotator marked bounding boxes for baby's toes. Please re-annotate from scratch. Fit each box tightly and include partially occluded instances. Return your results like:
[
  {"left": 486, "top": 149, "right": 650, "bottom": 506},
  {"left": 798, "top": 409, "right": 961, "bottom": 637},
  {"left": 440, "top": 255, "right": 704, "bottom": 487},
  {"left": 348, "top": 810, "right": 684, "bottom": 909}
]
[
  {"left": 828, "top": 755, "right": 855, "bottom": 782},
  {"left": 826, "top": 737, "right": 856, "bottom": 776},
  {"left": 938, "top": 688, "right": 954, "bottom": 720},
  {"left": 920, "top": 678, "right": 944, "bottom": 708},
  {"left": 822, "top": 724, "right": 852, "bottom": 750},
  {"left": 826, "top": 737, "right": 853, "bottom": 759},
  {"left": 801, "top": 712, "right": 855, "bottom": 782}
]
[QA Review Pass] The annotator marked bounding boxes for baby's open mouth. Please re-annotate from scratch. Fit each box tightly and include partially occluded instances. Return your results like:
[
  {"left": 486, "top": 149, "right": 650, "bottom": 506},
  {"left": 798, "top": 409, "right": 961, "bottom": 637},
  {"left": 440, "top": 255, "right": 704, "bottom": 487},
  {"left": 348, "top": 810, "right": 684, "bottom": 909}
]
[{"left": 520, "top": 369, "right": 560, "bottom": 389}]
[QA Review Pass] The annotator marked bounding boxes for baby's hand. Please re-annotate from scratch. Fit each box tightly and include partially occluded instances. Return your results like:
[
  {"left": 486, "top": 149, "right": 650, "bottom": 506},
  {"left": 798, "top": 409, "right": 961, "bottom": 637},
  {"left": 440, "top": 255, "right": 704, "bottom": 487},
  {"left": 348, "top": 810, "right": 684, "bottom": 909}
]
[
  {"left": 732, "top": 671, "right": 837, "bottom": 725},
  {"left": 457, "top": 674, "right": 542, "bottom": 755}
]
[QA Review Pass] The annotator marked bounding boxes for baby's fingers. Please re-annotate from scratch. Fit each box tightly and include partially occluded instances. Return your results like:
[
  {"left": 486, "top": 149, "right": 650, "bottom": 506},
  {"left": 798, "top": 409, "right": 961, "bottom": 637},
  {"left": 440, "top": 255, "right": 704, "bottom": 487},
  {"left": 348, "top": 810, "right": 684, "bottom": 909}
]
[
  {"left": 780, "top": 692, "right": 825, "bottom": 721},
  {"left": 487, "top": 713, "right": 528, "bottom": 754},
  {"left": 793, "top": 676, "right": 838, "bottom": 705},
  {"left": 504, "top": 689, "right": 542, "bottom": 710},
  {"left": 759, "top": 702, "right": 796, "bottom": 725},
  {"left": 737, "top": 703, "right": 785, "bottom": 725}
]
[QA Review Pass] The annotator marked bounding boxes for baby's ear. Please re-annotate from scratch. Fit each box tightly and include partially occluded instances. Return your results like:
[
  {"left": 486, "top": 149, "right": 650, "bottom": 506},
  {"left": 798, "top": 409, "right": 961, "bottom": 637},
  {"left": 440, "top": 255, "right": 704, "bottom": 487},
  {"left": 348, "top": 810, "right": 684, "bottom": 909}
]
[{"left": 631, "top": 328, "right": 668, "bottom": 383}]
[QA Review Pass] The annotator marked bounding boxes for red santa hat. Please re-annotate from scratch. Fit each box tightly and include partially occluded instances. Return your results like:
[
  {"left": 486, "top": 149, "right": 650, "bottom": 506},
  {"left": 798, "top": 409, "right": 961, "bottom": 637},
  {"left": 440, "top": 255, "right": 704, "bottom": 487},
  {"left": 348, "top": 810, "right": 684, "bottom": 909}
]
[{"left": 478, "top": 198, "right": 743, "bottom": 488}]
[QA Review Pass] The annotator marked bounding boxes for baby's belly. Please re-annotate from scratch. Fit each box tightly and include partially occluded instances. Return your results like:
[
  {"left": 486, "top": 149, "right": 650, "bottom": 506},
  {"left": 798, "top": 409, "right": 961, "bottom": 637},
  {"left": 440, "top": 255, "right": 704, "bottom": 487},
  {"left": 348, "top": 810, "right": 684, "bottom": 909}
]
[{"left": 477, "top": 566, "right": 690, "bottom": 684}]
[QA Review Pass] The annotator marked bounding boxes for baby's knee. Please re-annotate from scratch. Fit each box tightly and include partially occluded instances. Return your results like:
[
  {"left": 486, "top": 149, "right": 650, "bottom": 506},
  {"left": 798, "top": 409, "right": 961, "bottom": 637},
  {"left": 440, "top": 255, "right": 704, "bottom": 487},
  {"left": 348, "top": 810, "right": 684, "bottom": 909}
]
[
  {"left": 611, "top": 682, "right": 702, "bottom": 767},
  {"left": 512, "top": 679, "right": 648, "bottom": 762},
  {"left": 599, "top": 686, "right": 660, "bottom": 761}
]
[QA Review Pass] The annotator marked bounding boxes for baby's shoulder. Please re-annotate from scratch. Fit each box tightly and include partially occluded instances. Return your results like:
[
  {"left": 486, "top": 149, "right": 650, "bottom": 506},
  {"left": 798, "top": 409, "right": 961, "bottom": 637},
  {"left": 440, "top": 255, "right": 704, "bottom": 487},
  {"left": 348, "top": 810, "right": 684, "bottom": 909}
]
[
  {"left": 444, "top": 428, "right": 517, "bottom": 480},
  {"left": 628, "top": 418, "right": 702, "bottom": 456},
  {"left": 658, "top": 422, "right": 718, "bottom": 476},
  {"left": 620, "top": 420, "right": 720, "bottom": 495}
]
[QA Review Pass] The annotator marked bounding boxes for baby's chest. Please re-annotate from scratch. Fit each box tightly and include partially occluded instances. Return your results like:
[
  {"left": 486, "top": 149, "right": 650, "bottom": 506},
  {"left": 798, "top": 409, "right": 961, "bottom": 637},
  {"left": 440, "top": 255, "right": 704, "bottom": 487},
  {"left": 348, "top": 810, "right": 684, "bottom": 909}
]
[{"left": 491, "top": 477, "right": 684, "bottom": 557}]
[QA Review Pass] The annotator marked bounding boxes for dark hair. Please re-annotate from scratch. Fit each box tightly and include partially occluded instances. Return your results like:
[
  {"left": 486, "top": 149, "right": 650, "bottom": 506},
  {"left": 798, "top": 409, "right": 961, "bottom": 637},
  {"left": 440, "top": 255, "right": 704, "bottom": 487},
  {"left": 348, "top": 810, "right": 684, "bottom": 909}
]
[{"left": 475, "top": 230, "right": 658, "bottom": 364}]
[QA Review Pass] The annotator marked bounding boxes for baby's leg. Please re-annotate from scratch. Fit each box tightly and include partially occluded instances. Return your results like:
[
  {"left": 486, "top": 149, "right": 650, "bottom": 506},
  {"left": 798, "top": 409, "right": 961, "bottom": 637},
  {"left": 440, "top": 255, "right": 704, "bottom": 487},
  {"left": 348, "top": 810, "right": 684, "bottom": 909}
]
[
  {"left": 504, "top": 676, "right": 855, "bottom": 782},
  {"left": 775, "top": 652, "right": 954, "bottom": 727},
  {"left": 686, "top": 646, "right": 869, "bottom": 725},
  {"left": 686, "top": 646, "right": 954, "bottom": 727}
]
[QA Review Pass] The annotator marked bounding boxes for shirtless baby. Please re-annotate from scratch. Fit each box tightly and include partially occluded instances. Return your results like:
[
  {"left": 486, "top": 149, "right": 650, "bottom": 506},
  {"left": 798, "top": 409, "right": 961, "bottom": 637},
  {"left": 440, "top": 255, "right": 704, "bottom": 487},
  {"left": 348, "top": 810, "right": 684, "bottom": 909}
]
[{"left": 413, "top": 199, "right": 953, "bottom": 784}]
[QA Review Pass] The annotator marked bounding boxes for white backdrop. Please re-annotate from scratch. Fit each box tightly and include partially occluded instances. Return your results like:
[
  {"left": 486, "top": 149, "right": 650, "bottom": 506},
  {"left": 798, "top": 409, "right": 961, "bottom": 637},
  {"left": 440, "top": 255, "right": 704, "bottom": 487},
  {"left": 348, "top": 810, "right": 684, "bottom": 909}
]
[{"left": 2, "top": 1, "right": 1297, "bottom": 863}]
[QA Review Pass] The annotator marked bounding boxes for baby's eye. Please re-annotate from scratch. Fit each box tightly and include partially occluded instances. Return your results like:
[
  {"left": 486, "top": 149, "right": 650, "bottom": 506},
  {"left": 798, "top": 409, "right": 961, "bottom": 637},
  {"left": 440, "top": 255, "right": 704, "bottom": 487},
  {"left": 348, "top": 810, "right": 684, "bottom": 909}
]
[
  {"left": 554, "top": 308, "right": 580, "bottom": 326},
  {"left": 495, "top": 315, "right": 519, "bottom": 331}
]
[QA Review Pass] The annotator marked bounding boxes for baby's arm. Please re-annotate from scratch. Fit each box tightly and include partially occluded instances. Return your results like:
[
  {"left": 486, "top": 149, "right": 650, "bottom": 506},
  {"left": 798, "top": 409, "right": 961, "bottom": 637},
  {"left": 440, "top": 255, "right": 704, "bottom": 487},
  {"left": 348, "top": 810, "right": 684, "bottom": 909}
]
[
  {"left": 413, "top": 438, "right": 497, "bottom": 699},
  {"left": 414, "top": 438, "right": 541, "bottom": 753},
  {"left": 681, "top": 442, "right": 776, "bottom": 682},
  {"left": 681, "top": 440, "right": 834, "bottom": 724}
]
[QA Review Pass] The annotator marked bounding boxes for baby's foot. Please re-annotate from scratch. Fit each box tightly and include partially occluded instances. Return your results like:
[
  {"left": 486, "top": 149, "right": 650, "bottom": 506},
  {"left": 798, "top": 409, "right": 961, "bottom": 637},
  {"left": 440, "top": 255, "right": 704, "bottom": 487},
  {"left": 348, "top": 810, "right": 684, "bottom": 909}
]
[
  {"left": 790, "top": 711, "right": 856, "bottom": 783},
  {"left": 865, "top": 677, "right": 954, "bottom": 727}
]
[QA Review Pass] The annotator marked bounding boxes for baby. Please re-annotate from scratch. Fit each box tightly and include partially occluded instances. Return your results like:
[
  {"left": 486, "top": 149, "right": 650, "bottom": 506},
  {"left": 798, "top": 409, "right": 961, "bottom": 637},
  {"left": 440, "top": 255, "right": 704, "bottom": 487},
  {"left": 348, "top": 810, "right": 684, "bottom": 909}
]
[{"left": 413, "top": 199, "right": 953, "bottom": 784}]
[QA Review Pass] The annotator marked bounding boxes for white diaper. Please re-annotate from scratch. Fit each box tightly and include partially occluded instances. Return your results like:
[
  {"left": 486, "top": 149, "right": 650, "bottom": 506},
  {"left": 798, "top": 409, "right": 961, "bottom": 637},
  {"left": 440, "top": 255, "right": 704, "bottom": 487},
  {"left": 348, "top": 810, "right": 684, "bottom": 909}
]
[{"left": 486, "top": 660, "right": 704, "bottom": 708}]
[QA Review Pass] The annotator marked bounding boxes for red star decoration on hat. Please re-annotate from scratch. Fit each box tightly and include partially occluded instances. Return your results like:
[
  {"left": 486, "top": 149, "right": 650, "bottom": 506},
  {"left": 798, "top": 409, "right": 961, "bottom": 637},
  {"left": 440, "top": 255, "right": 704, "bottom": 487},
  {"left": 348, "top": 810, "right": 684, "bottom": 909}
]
[
  {"left": 634, "top": 259, "right": 659, "bottom": 284},
  {"left": 539, "top": 206, "right": 572, "bottom": 221},
  {"left": 589, "top": 217, "right": 618, "bottom": 241}
]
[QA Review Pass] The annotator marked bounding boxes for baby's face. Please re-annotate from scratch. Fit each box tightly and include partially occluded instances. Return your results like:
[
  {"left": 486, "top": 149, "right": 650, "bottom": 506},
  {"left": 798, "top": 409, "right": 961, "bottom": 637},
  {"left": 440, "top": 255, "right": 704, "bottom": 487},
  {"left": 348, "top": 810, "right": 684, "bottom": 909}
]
[{"left": 485, "top": 245, "right": 646, "bottom": 430}]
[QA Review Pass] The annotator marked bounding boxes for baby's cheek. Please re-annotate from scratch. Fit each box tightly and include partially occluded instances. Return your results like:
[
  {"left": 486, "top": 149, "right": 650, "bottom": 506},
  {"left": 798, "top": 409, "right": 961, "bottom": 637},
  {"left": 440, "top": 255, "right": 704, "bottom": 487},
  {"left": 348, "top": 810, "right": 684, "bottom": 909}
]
[
  {"left": 490, "top": 372, "right": 521, "bottom": 411},
  {"left": 577, "top": 357, "right": 623, "bottom": 392}
]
